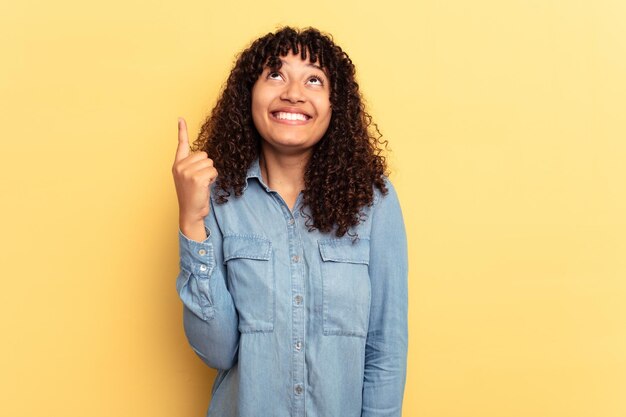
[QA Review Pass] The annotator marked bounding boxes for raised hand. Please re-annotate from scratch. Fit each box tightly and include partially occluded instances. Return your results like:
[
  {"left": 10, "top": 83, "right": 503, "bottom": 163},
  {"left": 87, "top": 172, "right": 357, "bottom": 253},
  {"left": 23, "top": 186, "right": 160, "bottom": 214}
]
[{"left": 172, "top": 117, "right": 218, "bottom": 239}]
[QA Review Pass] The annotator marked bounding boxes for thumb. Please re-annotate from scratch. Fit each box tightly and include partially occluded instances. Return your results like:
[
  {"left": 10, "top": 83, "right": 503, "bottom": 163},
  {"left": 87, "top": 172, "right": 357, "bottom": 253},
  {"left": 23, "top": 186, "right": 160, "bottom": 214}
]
[{"left": 175, "top": 117, "right": 191, "bottom": 162}]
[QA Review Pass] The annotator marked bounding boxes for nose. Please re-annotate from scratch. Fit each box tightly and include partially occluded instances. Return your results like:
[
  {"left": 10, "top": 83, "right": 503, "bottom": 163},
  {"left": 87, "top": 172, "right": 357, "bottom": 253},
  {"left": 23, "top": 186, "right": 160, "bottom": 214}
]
[{"left": 280, "top": 80, "right": 305, "bottom": 103}]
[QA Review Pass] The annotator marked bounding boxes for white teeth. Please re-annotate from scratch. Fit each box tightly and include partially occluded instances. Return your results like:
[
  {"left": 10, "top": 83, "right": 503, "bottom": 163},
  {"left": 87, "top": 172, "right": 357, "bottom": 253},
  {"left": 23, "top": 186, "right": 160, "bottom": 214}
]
[{"left": 274, "top": 112, "right": 308, "bottom": 121}]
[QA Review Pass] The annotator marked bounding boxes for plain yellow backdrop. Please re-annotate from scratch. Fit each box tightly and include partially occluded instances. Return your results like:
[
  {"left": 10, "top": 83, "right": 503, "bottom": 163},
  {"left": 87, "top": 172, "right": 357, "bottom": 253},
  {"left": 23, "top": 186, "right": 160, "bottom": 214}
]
[{"left": 1, "top": 0, "right": 625, "bottom": 416}]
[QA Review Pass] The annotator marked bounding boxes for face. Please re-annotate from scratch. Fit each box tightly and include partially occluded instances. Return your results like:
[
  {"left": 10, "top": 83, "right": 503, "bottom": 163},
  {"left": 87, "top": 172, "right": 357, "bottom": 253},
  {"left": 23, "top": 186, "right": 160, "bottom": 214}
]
[{"left": 251, "top": 51, "right": 332, "bottom": 157}]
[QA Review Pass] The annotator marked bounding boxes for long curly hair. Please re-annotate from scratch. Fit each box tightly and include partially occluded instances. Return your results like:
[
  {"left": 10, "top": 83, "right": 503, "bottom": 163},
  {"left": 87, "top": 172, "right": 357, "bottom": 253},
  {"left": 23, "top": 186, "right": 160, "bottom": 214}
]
[{"left": 191, "top": 26, "right": 390, "bottom": 238}]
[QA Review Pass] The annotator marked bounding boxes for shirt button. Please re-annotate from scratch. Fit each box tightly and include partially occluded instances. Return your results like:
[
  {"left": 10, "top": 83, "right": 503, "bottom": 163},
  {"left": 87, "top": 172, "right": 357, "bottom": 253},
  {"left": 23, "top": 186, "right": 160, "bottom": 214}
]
[
  {"left": 199, "top": 264, "right": 207, "bottom": 271},
  {"left": 198, "top": 249, "right": 206, "bottom": 256},
  {"left": 294, "top": 295, "right": 303, "bottom": 305},
  {"left": 288, "top": 218, "right": 295, "bottom": 225},
  {"left": 295, "top": 341, "right": 302, "bottom": 351},
  {"left": 294, "top": 384, "right": 303, "bottom": 395},
  {"left": 292, "top": 255, "right": 300, "bottom": 263}
]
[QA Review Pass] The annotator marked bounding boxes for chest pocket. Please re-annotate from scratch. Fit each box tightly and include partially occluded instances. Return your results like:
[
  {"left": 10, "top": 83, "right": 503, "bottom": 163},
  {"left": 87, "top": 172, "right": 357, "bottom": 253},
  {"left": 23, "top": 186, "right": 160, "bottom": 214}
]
[
  {"left": 318, "top": 237, "right": 371, "bottom": 338},
  {"left": 223, "top": 234, "right": 274, "bottom": 333}
]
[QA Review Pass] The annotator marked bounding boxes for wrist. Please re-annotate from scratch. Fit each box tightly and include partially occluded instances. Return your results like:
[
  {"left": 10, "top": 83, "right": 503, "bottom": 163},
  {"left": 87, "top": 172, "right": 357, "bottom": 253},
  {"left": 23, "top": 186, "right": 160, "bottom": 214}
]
[
  {"left": 179, "top": 212, "right": 204, "bottom": 227},
  {"left": 179, "top": 215, "right": 207, "bottom": 238}
]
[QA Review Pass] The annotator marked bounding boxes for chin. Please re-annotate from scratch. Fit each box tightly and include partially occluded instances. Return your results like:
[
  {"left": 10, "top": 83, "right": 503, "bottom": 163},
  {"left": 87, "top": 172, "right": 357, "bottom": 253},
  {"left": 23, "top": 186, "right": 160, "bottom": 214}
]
[{"left": 264, "top": 139, "right": 313, "bottom": 152}]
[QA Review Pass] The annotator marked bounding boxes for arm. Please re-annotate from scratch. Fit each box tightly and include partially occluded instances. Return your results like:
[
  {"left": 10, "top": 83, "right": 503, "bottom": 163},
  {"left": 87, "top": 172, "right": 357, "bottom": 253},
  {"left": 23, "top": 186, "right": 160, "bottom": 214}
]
[
  {"left": 362, "top": 179, "right": 409, "bottom": 417},
  {"left": 176, "top": 197, "right": 240, "bottom": 370}
]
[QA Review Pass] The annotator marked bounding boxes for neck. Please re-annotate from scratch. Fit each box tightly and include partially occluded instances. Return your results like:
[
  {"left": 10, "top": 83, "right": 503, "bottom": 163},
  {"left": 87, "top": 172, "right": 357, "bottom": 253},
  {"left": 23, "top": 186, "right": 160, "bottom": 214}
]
[{"left": 259, "top": 149, "right": 309, "bottom": 193}]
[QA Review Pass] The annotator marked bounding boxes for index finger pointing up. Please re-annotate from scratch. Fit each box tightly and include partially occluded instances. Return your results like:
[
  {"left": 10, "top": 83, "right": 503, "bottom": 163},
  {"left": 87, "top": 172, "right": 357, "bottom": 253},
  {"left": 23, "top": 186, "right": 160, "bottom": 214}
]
[{"left": 176, "top": 117, "right": 191, "bottom": 162}]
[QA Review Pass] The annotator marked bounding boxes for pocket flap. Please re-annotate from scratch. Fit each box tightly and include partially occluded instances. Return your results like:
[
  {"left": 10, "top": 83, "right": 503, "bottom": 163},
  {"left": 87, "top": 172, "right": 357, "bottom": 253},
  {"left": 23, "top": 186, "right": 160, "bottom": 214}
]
[
  {"left": 318, "top": 237, "right": 370, "bottom": 264},
  {"left": 223, "top": 235, "right": 272, "bottom": 262}
]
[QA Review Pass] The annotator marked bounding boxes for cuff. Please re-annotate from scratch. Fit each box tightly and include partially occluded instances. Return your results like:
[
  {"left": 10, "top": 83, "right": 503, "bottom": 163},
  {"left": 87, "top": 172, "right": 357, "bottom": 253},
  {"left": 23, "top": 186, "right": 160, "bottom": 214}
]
[{"left": 178, "top": 226, "right": 215, "bottom": 278}]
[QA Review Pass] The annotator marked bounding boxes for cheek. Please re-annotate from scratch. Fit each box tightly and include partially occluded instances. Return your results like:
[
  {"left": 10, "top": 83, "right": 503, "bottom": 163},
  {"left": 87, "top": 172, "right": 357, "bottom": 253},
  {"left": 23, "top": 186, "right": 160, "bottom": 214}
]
[
  {"left": 316, "top": 109, "right": 332, "bottom": 139},
  {"left": 251, "top": 93, "right": 266, "bottom": 126},
  {"left": 322, "top": 109, "right": 332, "bottom": 126},
  {"left": 251, "top": 100, "right": 261, "bottom": 119},
  {"left": 316, "top": 97, "right": 332, "bottom": 119},
  {"left": 320, "top": 102, "right": 332, "bottom": 126},
  {"left": 251, "top": 83, "right": 266, "bottom": 111}
]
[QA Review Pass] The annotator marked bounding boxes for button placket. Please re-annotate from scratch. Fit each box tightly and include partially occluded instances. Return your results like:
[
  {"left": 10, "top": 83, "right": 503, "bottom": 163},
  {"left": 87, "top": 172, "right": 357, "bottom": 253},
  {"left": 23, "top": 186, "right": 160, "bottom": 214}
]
[{"left": 278, "top": 198, "right": 305, "bottom": 413}]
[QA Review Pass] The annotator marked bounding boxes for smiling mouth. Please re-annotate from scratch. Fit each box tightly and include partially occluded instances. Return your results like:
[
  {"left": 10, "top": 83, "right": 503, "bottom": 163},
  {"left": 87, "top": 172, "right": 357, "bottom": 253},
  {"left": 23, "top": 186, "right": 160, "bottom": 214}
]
[{"left": 271, "top": 111, "right": 312, "bottom": 121}]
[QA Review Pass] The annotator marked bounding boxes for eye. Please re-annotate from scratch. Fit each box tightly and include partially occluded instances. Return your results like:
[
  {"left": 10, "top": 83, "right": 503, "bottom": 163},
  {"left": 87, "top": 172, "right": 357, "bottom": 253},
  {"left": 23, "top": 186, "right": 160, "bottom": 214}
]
[
  {"left": 308, "top": 75, "right": 324, "bottom": 86},
  {"left": 267, "top": 71, "right": 282, "bottom": 80}
]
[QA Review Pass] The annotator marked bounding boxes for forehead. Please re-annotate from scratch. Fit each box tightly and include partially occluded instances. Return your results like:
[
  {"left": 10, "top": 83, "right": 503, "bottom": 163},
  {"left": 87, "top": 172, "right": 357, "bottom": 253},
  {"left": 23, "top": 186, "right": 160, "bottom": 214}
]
[{"left": 263, "top": 52, "right": 326, "bottom": 75}]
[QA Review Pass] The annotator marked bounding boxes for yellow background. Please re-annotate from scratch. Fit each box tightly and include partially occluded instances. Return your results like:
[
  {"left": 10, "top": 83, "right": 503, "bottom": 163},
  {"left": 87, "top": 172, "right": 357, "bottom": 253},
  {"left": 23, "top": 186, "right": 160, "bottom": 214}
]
[{"left": 1, "top": 0, "right": 625, "bottom": 416}]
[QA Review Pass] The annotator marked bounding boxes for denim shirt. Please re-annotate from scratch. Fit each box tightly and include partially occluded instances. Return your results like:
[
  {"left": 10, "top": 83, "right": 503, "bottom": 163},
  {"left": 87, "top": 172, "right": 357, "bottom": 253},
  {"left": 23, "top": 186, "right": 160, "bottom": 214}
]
[{"left": 176, "top": 157, "right": 408, "bottom": 417}]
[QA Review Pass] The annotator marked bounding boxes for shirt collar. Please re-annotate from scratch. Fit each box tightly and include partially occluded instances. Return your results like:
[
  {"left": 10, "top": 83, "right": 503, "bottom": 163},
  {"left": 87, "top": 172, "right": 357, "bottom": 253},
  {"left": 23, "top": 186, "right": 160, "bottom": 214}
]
[{"left": 243, "top": 156, "right": 268, "bottom": 192}]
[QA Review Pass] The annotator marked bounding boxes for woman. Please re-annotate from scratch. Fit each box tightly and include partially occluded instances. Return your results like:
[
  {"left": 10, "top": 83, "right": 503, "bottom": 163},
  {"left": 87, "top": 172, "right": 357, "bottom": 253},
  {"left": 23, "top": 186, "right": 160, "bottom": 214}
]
[{"left": 172, "top": 26, "right": 408, "bottom": 417}]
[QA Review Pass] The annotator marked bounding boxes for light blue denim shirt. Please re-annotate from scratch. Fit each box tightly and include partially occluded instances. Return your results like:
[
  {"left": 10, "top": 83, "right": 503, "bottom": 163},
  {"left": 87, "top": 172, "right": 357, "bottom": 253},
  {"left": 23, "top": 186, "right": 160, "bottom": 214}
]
[{"left": 176, "top": 156, "right": 408, "bottom": 417}]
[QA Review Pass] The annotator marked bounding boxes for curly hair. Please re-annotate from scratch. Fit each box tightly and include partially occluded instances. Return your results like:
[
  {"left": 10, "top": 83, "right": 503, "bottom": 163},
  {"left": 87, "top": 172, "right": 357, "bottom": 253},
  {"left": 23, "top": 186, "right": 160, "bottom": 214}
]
[{"left": 191, "top": 26, "right": 390, "bottom": 238}]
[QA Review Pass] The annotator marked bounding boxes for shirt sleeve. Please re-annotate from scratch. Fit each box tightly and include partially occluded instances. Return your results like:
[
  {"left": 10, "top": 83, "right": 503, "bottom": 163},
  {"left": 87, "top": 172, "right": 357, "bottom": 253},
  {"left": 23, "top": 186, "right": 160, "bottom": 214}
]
[
  {"left": 361, "top": 178, "right": 409, "bottom": 417},
  {"left": 176, "top": 195, "right": 240, "bottom": 370}
]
